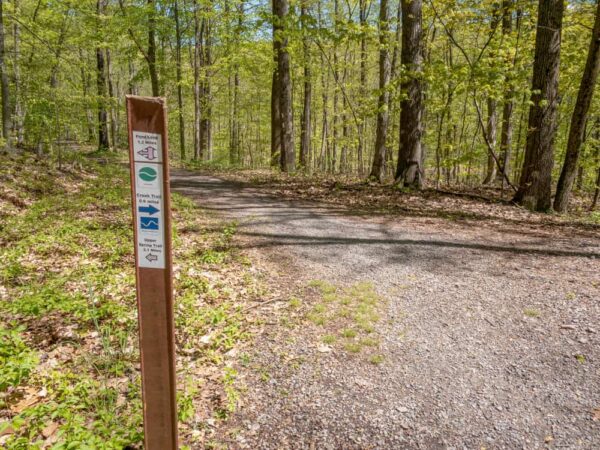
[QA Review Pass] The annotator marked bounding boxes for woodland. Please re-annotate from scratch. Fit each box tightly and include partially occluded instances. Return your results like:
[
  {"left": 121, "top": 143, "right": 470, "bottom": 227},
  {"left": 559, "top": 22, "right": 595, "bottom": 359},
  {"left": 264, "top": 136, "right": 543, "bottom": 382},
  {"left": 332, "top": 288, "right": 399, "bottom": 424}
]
[
  {"left": 0, "top": 0, "right": 599, "bottom": 212},
  {"left": 1, "top": 0, "right": 600, "bottom": 448}
]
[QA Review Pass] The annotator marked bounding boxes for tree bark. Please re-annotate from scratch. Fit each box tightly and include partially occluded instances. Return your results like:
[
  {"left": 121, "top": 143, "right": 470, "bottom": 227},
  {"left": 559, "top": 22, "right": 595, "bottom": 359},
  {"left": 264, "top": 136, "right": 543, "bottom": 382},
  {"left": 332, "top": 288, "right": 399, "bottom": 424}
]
[
  {"left": 498, "top": 0, "right": 515, "bottom": 188},
  {"left": 174, "top": 0, "right": 185, "bottom": 160},
  {"left": 513, "top": 0, "right": 564, "bottom": 211},
  {"left": 13, "top": 0, "right": 24, "bottom": 147},
  {"left": 0, "top": 0, "right": 11, "bottom": 147},
  {"left": 147, "top": 0, "right": 160, "bottom": 97},
  {"left": 274, "top": 0, "right": 295, "bottom": 172},
  {"left": 193, "top": 0, "right": 201, "bottom": 160},
  {"left": 96, "top": 0, "right": 109, "bottom": 151},
  {"left": 554, "top": 0, "right": 600, "bottom": 212},
  {"left": 483, "top": 98, "right": 498, "bottom": 184},
  {"left": 357, "top": 0, "right": 368, "bottom": 176},
  {"left": 106, "top": 49, "right": 118, "bottom": 149},
  {"left": 271, "top": 0, "right": 282, "bottom": 167},
  {"left": 395, "top": 0, "right": 425, "bottom": 188},
  {"left": 300, "top": 1, "right": 311, "bottom": 170},
  {"left": 370, "top": 0, "right": 391, "bottom": 182}
]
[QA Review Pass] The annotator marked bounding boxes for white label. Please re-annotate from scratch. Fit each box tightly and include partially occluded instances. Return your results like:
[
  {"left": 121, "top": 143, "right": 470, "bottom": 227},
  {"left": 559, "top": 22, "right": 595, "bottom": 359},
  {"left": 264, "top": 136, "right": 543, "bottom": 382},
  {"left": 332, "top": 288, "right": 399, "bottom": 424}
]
[
  {"left": 134, "top": 159, "right": 165, "bottom": 269},
  {"left": 133, "top": 131, "right": 162, "bottom": 163}
]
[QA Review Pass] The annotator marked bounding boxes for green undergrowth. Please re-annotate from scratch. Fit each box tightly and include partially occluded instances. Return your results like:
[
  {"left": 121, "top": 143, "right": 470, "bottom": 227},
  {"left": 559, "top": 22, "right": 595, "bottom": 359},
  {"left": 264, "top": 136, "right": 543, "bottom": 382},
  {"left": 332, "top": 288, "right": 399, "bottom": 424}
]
[
  {"left": 308, "top": 280, "right": 386, "bottom": 364},
  {"left": 0, "top": 154, "right": 263, "bottom": 448}
]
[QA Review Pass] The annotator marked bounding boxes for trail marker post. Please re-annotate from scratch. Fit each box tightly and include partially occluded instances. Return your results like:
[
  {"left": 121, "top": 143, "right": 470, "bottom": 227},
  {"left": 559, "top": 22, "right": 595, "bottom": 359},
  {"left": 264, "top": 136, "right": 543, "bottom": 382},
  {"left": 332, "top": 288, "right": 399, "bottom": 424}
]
[{"left": 126, "top": 96, "right": 178, "bottom": 449}]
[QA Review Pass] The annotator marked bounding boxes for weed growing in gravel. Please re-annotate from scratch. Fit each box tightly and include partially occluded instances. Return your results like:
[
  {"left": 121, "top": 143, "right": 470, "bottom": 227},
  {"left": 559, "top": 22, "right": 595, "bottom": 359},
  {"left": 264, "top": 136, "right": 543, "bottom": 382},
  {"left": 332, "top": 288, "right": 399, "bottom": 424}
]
[
  {"left": 307, "top": 280, "right": 385, "bottom": 362},
  {"left": 523, "top": 308, "right": 540, "bottom": 318}
]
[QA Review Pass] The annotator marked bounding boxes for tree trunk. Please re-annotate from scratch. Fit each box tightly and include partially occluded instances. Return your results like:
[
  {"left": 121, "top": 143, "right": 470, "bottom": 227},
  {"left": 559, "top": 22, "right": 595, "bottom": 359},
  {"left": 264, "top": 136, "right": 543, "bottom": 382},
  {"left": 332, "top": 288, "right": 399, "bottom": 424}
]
[
  {"left": 483, "top": 9, "right": 501, "bottom": 185},
  {"left": 554, "top": 0, "right": 600, "bottom": 212},
  {"left": 274, "top": 0, "right": 295, "bottom": 172},
  {"left": 13, "top": 0, "right": 24, "bottom": 147},
  {"left": 483, "top": 98, "right": 498, "bottom": 184},
  {"left": 0, "top": 0, "right": 11, "bottom": 147},
  {"left": 498, "top": 0, "right": 515, "bottom": 188},
  {"left": 174, "top": 0, "right": 185, "bottom": 160},
  {"left": 147, "top": 0, "right": 160, "bottom": 97},
  {"left": 193, "top": 0, "right": 201, "bottom": 160},
  {"left": 300, "top": 1, "right": 311, "bottom": 170},
  {"left": 395, "top": 0, "right": 425, "bottom": 188},
  {"left": 106, "top": 49, "right": 118, "bottom": 149},
  {"left": 271, "top": 0, "right": 282, "bottom": 167},
  {"left": 96, "top": 0, "right": 109, "bottom": 151},
  {"left": 199, "top": 4, "right": 212, "bottom": 160},
  {"left": 514, "top": 0, "right": 564, "bottom": 211},
  {"left": 357, "top": 0, "right": 368, "bottom": 176},
  {"left": 370, "top": 0, "right": 391, "bottom": 182}
]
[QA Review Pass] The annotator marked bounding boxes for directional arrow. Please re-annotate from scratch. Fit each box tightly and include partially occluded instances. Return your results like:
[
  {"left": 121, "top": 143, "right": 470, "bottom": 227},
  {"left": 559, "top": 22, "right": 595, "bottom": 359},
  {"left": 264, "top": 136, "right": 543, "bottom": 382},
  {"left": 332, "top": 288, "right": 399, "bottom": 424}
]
[
  {"left": 139, "top": 204, "right": 160, "bottom": 215},
  {"left": 138, "top": 146, "right": 158, "bottom": 161},
  {"left": 146, "top": 253, "right": 158, "bottom": 262}
]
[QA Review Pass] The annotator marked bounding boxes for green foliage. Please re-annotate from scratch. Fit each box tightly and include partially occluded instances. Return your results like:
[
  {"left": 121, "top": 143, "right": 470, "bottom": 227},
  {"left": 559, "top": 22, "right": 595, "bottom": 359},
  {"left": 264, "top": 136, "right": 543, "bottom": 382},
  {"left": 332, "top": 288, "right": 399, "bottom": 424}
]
[{"left": 0, "top": 326, "right": 38, "bottom": 393}]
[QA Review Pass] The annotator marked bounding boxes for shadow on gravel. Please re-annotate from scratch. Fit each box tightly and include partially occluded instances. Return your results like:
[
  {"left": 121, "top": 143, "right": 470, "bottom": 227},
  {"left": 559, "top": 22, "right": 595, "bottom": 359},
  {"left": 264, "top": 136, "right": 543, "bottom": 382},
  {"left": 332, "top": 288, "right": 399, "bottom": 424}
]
[{"left": 234, "top": 231, "right": 600, "bottom": 259}]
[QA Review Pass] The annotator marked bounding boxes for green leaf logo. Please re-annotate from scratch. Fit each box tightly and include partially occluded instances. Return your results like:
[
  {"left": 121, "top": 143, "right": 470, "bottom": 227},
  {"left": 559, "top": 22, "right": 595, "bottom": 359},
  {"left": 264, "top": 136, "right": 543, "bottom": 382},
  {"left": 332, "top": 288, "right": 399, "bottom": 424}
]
[{"left": 139, "top": 167, "right": 157, "bottom": 182}]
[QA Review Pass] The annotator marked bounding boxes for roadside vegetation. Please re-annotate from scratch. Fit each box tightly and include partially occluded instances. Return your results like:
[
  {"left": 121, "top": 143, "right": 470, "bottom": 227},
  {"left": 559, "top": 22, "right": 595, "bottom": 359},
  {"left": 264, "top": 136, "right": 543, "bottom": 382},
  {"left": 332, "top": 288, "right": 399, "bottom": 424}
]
[{"left": 0, "top": 153, "right": 271, "bottom": 448}]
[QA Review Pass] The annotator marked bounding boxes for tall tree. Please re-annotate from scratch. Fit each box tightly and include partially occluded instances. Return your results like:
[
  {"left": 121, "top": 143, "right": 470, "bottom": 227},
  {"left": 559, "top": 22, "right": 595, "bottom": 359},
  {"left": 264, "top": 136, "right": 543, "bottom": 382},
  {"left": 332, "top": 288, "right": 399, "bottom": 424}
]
[
  {"left": 147, "top": 0, "right": 160, "bottom": 97},
  {"left": 174, "top": 0, "right": 185, "bottom": 160},
  {"left": 96, "top": 0, "right": 109, "bottom": 151},
  {"left": 271, "top": 0, "right": 282, "bottom": 167},
  {"left": 0, "top": 0, "right": 11, "bottom": 147},
  {"left": 498, "top": 0, "right": 515, "bottom": 188},
  {"left": 300, "top": 0, "right": 311, "bottom": 170},
  {"left": 514, "top": 0, "right": 564, "bottom": 211},
  {"left": 273, "top": 0, "right": 295, "bottom": 171},
  {"left": 13, "top": 0, "right": 24, "bottom": 147},
  {"left": 370, "top": 0, "right": 391, "bottom": 182},
  {"left": 554, "top": 0, "right": 600, "bottom": 212},
  {"left": 396, "top": 0, "right": 425, "bottom": 188}
]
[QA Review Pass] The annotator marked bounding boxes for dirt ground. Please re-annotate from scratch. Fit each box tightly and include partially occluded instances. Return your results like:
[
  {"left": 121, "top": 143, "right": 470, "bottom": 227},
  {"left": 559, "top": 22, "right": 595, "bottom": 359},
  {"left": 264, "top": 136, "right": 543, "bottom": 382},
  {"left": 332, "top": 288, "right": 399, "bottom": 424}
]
[{"left": 171, "top": 170, "right": 600, "bottom": 449}]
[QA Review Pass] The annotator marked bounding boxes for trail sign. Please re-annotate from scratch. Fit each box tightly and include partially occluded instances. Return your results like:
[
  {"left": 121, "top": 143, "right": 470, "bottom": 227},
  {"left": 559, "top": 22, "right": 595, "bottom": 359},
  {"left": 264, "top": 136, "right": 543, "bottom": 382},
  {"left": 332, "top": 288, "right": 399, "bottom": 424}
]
[{"left": 126, "top": 96, "right": 178, "bottom": 450}]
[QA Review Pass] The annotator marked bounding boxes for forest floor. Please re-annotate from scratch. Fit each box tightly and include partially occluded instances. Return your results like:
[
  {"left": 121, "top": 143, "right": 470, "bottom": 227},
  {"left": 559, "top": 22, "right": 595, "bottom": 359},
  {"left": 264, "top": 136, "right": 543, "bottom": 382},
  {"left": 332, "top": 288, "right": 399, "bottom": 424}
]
[{"left": 172, "top": 169, "right": 600, "bottom": 449}]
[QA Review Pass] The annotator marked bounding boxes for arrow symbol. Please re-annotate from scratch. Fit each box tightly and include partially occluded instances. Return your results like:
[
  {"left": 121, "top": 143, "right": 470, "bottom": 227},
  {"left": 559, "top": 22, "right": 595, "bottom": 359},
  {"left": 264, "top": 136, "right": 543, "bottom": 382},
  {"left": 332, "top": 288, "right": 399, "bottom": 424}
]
[
  {"left": 137, "top": 146, "right": 158, "bottom": 161},
  {"left": 146, "top": 253, "right": 158, "bottom": 262},
  {"left": 139, "top": 204, "right": 160, "bottom": 215}
]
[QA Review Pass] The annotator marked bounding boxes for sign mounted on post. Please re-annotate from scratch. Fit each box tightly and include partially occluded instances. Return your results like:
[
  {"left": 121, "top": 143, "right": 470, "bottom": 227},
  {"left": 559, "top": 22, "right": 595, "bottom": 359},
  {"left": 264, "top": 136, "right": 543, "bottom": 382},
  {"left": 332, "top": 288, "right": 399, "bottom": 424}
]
[{"left": 126, "top": 96, "right": 178, "bottom": 450}]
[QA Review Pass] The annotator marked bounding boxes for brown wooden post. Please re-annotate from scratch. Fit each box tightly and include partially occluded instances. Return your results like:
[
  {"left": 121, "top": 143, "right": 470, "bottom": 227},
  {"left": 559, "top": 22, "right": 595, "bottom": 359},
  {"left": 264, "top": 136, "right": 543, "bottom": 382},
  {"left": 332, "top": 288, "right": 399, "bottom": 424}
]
[{"left": 126, "top": 95, "right": 178, "bottom": 449}]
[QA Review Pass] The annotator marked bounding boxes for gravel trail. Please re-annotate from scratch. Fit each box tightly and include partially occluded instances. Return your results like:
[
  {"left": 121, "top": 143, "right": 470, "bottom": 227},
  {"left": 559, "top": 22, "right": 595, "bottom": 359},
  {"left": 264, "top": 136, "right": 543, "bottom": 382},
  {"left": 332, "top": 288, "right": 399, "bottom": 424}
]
[{"left": 171, "top": 171, "right": 600, "bottom": 449}]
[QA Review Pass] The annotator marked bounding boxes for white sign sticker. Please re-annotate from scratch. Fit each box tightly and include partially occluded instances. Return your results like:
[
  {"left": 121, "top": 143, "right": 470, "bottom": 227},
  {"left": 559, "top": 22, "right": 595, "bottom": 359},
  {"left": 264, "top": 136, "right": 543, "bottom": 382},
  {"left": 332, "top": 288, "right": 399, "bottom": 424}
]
[
  {"left": 133, "top": 131, "right": 163, "bottom": 163},
  {"left": 133, "top": 132, "right": 165, "bottom": 269}
]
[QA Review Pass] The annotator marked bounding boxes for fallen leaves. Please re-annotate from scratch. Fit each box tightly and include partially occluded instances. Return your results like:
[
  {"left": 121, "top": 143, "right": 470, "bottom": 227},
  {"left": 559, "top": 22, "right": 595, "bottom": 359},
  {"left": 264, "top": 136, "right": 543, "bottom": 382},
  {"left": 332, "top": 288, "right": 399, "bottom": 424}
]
[{"left": 593, "top": 408, "right": 600, "bottom": 421}]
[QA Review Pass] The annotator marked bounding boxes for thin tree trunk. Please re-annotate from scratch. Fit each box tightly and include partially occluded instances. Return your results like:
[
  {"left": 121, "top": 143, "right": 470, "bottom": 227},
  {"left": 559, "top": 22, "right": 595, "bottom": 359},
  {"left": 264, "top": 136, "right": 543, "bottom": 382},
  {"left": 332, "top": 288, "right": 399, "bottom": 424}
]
[
  {"left": 370, "top": 0, "right": 391, "bottom": 182},
  {"left": 483, "top": 9, "right": 501, "bottom": 185},
  {"left": 13, "top": 0, "right": 23, "bottom": 147},
  {"left": 106, "top": 49, "right": 118, "bottom": 150},
  {"left": 193, "top": 0, "right": 201, "bottom": 160},
  {"left": 357, "top": 0, "right": 368, "bottom": 176},
  {"left": 147, "top": 0, "right": 160, "bottom": 97},
  {"left": 96, "top": 0, "right": 109, "bottom": 151},
  {"left": 271, "top": 0, "right": 282, "bottom": 167},
  {"left": 174, "top": 0, "right": 185, "bottom": 160},
  {"left": 483, "top": 98, "right": 498, "bottom": 184},
  {"left": 395, "top": 0, "right": 424, "bottom": 188},
  {"left": 300, "top": 1, "right": 311, "bottom": 170},
  {"left": 498, "top": 0, "right": 515, "bottom": 188},
  {"left": 0, "top": 0, "right": 11, "bottom": 147},
  {"left": 554, "top": 0, "right": 600, "bottom": 212}
]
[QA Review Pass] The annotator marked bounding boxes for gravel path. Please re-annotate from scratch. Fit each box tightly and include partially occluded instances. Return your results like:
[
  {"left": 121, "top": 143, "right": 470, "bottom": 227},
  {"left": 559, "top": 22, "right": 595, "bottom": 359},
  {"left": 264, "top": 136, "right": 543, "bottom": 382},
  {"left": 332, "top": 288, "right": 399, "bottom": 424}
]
[{"left": 171, "top": 171, "right": 600, "bottom": 449}]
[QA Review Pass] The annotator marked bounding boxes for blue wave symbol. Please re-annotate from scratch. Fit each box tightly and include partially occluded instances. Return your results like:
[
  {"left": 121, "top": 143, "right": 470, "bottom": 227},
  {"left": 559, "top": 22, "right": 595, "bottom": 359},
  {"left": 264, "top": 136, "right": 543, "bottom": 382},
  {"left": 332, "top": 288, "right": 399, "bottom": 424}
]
[{"left": 140, "top": 217, "right": 159, "bottom": 231}]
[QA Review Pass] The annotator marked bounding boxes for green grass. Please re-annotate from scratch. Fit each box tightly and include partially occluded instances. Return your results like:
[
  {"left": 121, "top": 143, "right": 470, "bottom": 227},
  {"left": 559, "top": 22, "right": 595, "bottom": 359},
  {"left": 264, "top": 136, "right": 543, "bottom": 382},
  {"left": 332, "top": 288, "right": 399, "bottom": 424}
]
[{"left": 307, "top": 280, "right": 386, "bottom": 361}]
